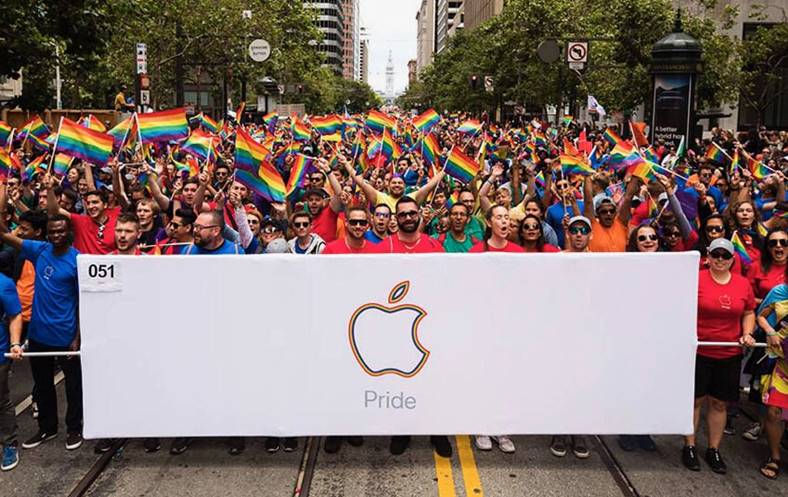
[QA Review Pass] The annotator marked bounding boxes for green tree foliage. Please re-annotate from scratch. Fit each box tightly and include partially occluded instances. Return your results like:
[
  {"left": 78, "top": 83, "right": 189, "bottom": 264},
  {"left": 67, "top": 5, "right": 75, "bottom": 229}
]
[{"left": 737, "top": 23, "right": 788, "bottom": 125}]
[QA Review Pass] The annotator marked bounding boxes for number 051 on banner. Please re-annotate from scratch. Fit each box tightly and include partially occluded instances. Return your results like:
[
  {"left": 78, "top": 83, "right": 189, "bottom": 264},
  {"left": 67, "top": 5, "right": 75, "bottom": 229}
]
[{"left": 79, "top": 257, "right": 123, "bottom": 293}]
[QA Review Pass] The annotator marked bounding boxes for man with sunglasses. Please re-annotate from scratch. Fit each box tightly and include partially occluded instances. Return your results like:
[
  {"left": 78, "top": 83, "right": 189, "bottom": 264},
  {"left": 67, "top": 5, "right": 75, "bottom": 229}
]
[
  {"left": 563, "top": 216, "right": 593, "bottom": 253},
  {"left": 583, "top": 174, "right": 638, "bottom": 252},
  {"left": 697, "top": 163, "right": 725, "bottom": 212},
  {"left": 303, "top": 159, "right": 344, "bottom": 243},
  {"left": 288, "top": 212, "right": 325, "bottom": 254},
  {"left": 323, "top": 207, "right": 376, "bottom": 254},
  {"left": 160, "top": 209, "right": 195, "bottom": 256},
  {"left": 365, "top": 204, "right": 391, "bottom": 244},
  {"left": 546, "top": 177, "right": 583, "bottom": 249}
]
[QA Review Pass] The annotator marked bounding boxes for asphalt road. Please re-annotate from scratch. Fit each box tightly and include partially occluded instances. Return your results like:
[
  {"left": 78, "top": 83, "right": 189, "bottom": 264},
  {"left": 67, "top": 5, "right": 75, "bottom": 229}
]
[{"left": 1, "top": 359, "right": 786, "bottom": 496}]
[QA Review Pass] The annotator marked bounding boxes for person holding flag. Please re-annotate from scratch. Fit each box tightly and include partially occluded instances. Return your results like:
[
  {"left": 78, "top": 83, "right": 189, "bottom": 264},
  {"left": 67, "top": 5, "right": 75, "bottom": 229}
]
[{"left": 582, "top": 173, "right": 639, "bottom": 252}]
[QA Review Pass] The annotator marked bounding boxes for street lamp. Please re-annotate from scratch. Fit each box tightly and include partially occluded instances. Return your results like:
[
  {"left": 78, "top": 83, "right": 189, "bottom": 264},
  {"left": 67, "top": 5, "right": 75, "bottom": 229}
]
[{"left": 47, "top": 41, "right": 62, "bottom": 110}]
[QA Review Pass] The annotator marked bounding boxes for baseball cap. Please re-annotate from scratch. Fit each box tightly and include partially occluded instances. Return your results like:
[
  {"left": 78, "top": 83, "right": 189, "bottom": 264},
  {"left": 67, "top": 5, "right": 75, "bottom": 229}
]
[
  {"left": 568, "top": 215, "right": 592, "bottom": 230},
  {"left": 592, "top": 193, "right": 614, "bottom": 212},
  {"left": 657, "top": 192, "right": 669, "bottom": 204},
  {"left": 304, "top": 188, "right": 327, "bottom": 199},
  {"left": 708, "top": 238, "right": 734, "bottom": 255},
  {"left": 265, "top": 238, "right": 291, "bottom": 254},
  {"left": 261, "top": 216, "right": 286, "bottom": 232}
]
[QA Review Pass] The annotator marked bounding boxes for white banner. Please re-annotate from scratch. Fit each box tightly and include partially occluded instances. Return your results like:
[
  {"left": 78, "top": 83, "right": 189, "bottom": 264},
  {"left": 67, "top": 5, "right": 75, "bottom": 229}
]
[{"left": 78, "top": 253, "right": 699, "bottom": 438}]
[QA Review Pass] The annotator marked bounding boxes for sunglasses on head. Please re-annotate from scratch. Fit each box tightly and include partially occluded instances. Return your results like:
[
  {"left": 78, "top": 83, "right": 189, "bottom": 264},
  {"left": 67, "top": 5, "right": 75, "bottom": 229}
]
[
  {"left": 374, "top": 212, "right": 390, "bottom": 218},
  {"left": 569, "top": 225, "right": 590, "bottom": 235},
  {"left": 638, "top": 234, "right": 658, "bottom": 242},
  {"left": 768, "top": 238, "right": 788, "bottom": 248},
  {"left": 348, "top": 219, "right": 369, "bottom": 227},
  {"left": 705, "top": 225, "right": 724, "bottom": 234},
  {"left": 709, "top": 250, "right": 734, "bottom": 260}
]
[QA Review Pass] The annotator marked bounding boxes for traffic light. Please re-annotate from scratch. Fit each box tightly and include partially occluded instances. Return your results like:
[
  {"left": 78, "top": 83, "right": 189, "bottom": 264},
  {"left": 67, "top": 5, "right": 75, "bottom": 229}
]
[{"left": 469, "top": 75, "right": 479, "bottom": 90}]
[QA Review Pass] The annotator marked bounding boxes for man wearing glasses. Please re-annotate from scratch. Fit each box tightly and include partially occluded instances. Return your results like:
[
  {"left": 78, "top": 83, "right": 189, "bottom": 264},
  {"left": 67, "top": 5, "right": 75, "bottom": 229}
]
[
  {"left": 322, "top": 208, "right": 377, "bottom": 254},
  {"left": 159, "top": 209, "right": 195, "bottom": 256},
  {"left": 563, "top": 216, "right": 593, "bottom": 253},
  {"left": 287, "top": 212, "right": 325, "bottom": 254},
  {"left": 582, "top": 174, "right": 639, "bottom": 252},
  {"left": 185, "top": 211, "right": 239, "bottom": 255},
  {"left": 364, "top": 204, "right": 391, "bottom": 244},
  {"left": 304, "top": 159, "right": 344, "bottom": 243},
  {"left": 546, "top": 177, "right": 583, "bottom": 249}
]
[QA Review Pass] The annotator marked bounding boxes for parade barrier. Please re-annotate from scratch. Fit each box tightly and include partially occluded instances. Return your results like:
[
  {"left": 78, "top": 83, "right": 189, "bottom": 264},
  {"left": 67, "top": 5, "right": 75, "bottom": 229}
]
[{"left": 76, "top": 253, "right": 699, "bottom": 438}]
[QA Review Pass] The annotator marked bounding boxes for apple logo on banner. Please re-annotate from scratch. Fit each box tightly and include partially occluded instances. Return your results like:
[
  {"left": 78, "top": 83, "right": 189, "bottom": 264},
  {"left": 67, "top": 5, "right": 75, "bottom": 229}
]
[{"left": 348, "top": 281, "right": 430, "bottom": 378}]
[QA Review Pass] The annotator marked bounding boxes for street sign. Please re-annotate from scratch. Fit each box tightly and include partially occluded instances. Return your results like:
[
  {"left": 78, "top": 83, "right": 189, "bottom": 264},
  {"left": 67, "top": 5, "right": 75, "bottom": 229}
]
[
  {"left": 140, "top": 90, "right": 150, "bottom": 105},
  {"left": 537, "top": 40, "right": 560, "bottom": 64},
  {"left": 278, "top": 84, "right": 285, "bottom": 95},
  {"left": 136, "top": 62, "right": 147, "bottom": 74},
  {"left": 566, "top": 41, "right": 588, "bottom": 63},
  {"left": 568, "top": 62, "right": 585, "bottom": 71},
  {"left": 136, "top": 43, "right": 147, "bottom": 75},
  {"left": 248, "top": 39, "right": 271, "bottom": 63},
  {"left": 484, "top": 76, "right": 494, "bottom": 93}
]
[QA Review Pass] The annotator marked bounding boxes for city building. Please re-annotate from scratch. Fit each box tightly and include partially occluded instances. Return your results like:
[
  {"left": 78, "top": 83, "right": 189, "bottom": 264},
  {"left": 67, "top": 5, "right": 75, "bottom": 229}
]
[
  {"left": 341, "top": 0, "right": 361, "bottom": 80},
  {"left": 447, "top": 1, "right": 464, "bottom": 38},
  {"left": 385, "top": 51, "right": 395, "bottom": 103},
  {"left": 0, "top": 74, "right": 23, "bottom": 104},
  {"left": 408, "top": 60, "right": 418, "bottom": 87},
  {"left": 463, "top": 0, "right": 505, "bottom": 31},
  {"left": 360, "top": 33, "right": 369, "bottom": 84},
  {"left": 435, "top": 0, "right": 464, "bottom": 54},
  {"left": 305, "top": 1, "right": 346, "bottom": 74},
  {"left": 416, "top": 0, "right": 436, "bottom": 76}
]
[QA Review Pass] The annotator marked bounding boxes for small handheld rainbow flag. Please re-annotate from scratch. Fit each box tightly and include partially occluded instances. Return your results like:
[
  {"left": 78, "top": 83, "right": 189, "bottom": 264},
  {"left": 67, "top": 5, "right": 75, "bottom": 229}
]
[
  {"left": 79, "top": 115, "right": 107, "bottom": 133},
  {"left": 457, "top": 120, "right": 482, "bottom": 136},
  {"left": 28, "top": 133, "right": 51, "bottom": 152},
  {"left": 0, "top": 149, "right": 13, "bottom": 181},
  {"left": 444, "top": 147, "right": 480, "bottom": 184},
  {"left": 180, "top": 128, "right": 214, "bottom": 161},
  {"left": 137, "top": 109, "right": 189, "bottom": 143},
  {"left": 55, "top": 117, "right": 114, "bottom": 165},
  {"left": 235, "top": 127, "right": 272, "bottom": 173},
  {"left": 412, "top": 109, "right": 440, "bottom": 133},
  {"left": 628, "top": 160, "right": 657, "bottom": 183},
  {"left": 602, "top": 127, "right": 622, "bottom": 147},
  {"left": 291, "top": 118, "right": 311, "bottom": 142},
  {"left": 22, "top": 154, "right": 46, "bottom": 182},
  {"left": 704, "top": 143, "right": 728, "bottom": 165},
  {"left": 729, "top": 149, "right": 742, "bottom": 175},
  {"left": 0, "top": 121, "right": 14, "bottom": 147},
  {"left": 108, "top": 116, "right": 136, "bottom": 149},
  {"left": 19, "top": 116, "right": 51, "bottom": 140},
  {"left": 381, "top": 128, "right": 402, "bottom": 160},
  {"left": 52, "top": 153, "right": 74, "bottom": 177},
  {"left": 310, "top": 115, "right": 342, "bottom": 136},
  {"left": 746, "top": 154, "right": 771, "bottom": 180},
  {"left": 365, "top": 109, "right": 396, "bottom": 135},
  {"left": 420, "top": 133, "right": 440, "bottom": 167},
  {"left": 730, "top": 231, "right": 752, "bottom": 265},
  {"left": 189, "top": 113, "right": 219, "bottom": 134},
  {"left": 532, "top": 130, "right": 547, "bottom": 149},
  {"left": 263, "top": 112, "right": 278, "bottom": 132},
  {"left": 286, "top": 154, "right": 315, "bottom": 195},
  {"left": 559, "top": 154, "right": 594, "bottom": 176},
  {"left": 561, "top": 115, "right": 574, "bottom": 126}
]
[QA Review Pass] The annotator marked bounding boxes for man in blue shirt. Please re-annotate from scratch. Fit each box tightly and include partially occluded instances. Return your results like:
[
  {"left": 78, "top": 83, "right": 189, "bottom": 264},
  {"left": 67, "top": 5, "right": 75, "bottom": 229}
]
[
  {"left": 0, "top": 213, "right": 83, "bottom": 452},
  {"left": 184, "top": 211, "right": 240, "bottom": 255},
  {"left": 0, "top": 270, "right": 22, "bottom": 471}
]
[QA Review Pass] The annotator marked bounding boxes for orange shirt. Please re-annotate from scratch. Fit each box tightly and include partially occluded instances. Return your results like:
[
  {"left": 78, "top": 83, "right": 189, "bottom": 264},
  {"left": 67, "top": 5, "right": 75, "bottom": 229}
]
[
  {"left": 589, "top": 218, "right": 628, "bottom": 253},
  {"left": 16, "top": 260, "right": 35, "bottom": 322}
]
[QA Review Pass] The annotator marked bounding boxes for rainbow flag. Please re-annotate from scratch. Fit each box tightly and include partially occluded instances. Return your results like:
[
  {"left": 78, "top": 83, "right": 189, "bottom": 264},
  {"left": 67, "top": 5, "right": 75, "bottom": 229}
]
[
  {"left": 180, "top": 128, "right": 214, "bottom": 161},
  {"left": 457, "top": 119, "right": 482, "bottom": 136},
  {"left": 747, "top": 155, "right": 770, "bottom": 180},
  {"left": 173, "top": 157, "right": 198, "bottom": 178},
  {"left": 55, "top": 117, "right": 114, "bottom": 165},
  {"left": 79, "top": 115, "right": 107, "bottom": 133},
  {"left": 108, "top": 116, "right": 136, "bottom": 148},
  {"left": 381, "top": 128, "right": 402, "bottom": 160},
  {"left": 532, "top": 130, "right": 547, "bottom": 149},
  {"left": 607, "top": 142, "right": 640, "bottom": 170},
  {"left": 704, "top": 144, "right": 727, "bottom": 165},
  {"left": 560, "top": 154, "right": 594, "bottom": 176},
  {"left": 263, "top": 112, "right": 278, "bottom": 132},
  {"left": 286, "top": 154, "right": 315, "bottom": 195},
  {"left": 0, "top": 149, "right": 13, "bottom": 180},
  {"left": 291, "top": 118, "right": 311, "bottom": 142},
  {"left": 365, "top": 109, "right": 396, "bottom": 135},
  {"left": 235, "top": 101, "right": 246, "bottom": 123},
  {"left": 562, "top": 115, "right": 574, "bottom": 126},
  {"left": 22, "top": 154, "right": 46, "bottom": 182},
  {"left": 20, "top": 116, "right": 50, "bottom": 140},
  {"left": 258, "top": 160, "right": 287, "bottom": 202},
  {"left": 602, "top": 127, "right": 622, "bottom": 147},
  {"left": 52, "top": 153, "right": 73, "bottom": 177},
  {"left": 412, "top": 109, "right": 440, "bottom": 133},
  {"left": 137, "top": 108, "right": 189, "bottom": 143},
  {"left": 189, "top": 113, "right": 219, "bottom": 134},
  {"left": 235, "top": 127, "right": 272, "bottom": 173},
  {"left": 0, "top": 121, "right": 13, "bottom": 147},
  {"left": 729, "top": 149, "right": 742, "bottom": 175},
  {"left": 28, "top": 132, "right": 51, "bottom": 152},
  {"left": 628, "top": 160, "right": 657, "bottom": 183},
  {"left": 310, "top": 115, "right": 342, "bottom": 136},
  {"left": 731, "top": 231, "right": 752, "bottom": 265},
  {"left": 444, "top": 147, "right": 480, "bottom": 184},
  {"left": 235, "top": 168, "right": 282, "bottom": 203}
]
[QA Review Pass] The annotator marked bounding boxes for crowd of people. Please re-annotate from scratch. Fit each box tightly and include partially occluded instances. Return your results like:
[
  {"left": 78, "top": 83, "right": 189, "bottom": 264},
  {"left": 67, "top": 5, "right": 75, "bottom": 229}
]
[{"left": 0, "top": 105, "right": 786, "bottom": 482}]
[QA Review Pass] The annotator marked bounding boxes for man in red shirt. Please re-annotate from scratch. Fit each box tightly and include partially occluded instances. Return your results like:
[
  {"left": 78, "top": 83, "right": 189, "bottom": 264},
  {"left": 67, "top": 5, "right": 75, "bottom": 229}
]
[
  {"left": 304, "top": 159, "right": 343, "bottom": 243},
  {"left": 378, "top": 197, "right": 445, "bottom": 254},
  {"left": 322, "top": 207, "right": 377, "bottom": 254},
  {"left": 45, "top": 174, "right": 120, "bottom": 255}
]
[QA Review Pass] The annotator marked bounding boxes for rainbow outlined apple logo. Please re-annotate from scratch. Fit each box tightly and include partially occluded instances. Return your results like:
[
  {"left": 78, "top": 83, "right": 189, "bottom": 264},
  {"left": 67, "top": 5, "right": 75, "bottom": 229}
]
[{"left": 348, "top": 281, "right": 430, "bottom": 378}]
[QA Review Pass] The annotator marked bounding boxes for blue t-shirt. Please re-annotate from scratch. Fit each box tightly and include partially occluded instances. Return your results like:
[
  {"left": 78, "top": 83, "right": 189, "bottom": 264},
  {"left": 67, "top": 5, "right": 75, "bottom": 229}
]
[
  {"left": 21, "top": 240, "right": 79, "bottom": 347},
  {"left": 364, "top": 230, "right": 384, "bottom": 244},
  {"left": 185, "top": 240, "right": 240, "bottom": 255},
  {"left": 0, "top": 273, "right": 22, "bottom": 365},
  {"left": 546, "top": 200, "right": 584, "bottom": 248}
]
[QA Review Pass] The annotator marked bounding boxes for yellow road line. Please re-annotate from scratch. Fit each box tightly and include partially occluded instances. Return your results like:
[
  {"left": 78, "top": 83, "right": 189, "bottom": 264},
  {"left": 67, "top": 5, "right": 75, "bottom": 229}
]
[
  {"left": 456, "top": 435, "right": 484, "bottom": 496},
  {"left": 433, "top": 448, "right": 457, "bottom": 497}
]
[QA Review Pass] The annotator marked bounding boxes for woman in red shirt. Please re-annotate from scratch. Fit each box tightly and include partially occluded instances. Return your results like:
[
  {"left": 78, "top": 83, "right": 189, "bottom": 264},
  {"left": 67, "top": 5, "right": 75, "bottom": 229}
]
[
  {"left": 469, "top": 205, "right": 524, "bottom": 253},
  {"left": 684, "top": 238, "right": 756, "bottom": 475},
  {"left": 518, "top": 215, "right": 560, "bottom": 253},
  {"left": 749, "top": 229, "right": 788, "bottom": 303}
]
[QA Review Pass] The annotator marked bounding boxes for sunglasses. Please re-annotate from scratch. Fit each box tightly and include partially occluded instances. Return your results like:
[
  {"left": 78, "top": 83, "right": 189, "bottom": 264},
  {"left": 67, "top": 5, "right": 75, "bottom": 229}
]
[
  {"left": 397, "top": 210, "right": 419, "bottom": 219},
  {"left": 522, "top": 224, "right": 540, "bottom": 230},
  {"left": 310, "top": 176, "right": 324, "bottom": 182},
  {"left": 709, "top": 250, "right": 733, "bottom": 260},
  {"left": 374, "top": 212, "right": 391, "bottom": 218},
  {"left": 348, "top": 219, "right": 369, "bottom": 227},
  {"left": 705, "top": 226, "right": 724, "bottom": 234},
  {"left": 768, "top": 239, "right": 788, "bottom": 248},
  {"left": 597, "top": 208, "right": 616, "bottom": 216},
  {"left": 638, "top": 234, "right": 658, "bottom": 242},
  {"left": 569, "top": 226, "right": 590, "bottom": 235},
  {"left": 169, "top": 222, "right": 183, "bottom": 229},
  {"left": 665, "top": 231, "right": 681, "bottom": 238},
  {"left": 294, "top": 222, "right": 311, "bottom": 228},
  {"left": 262, "top": 226, "right": 279, "bottom": 234}
]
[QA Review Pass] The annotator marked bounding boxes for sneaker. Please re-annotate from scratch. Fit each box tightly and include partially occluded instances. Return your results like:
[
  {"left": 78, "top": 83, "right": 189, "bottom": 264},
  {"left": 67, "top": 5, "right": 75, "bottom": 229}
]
[
  {"left": 636, "top": 435, "right": 657, "bottom": 452},
  {"left": 143, "top": 438, "right": 161, "bottom": 453},
  {"left": 389, "top": 435, "right": 410, "bottom": 455},
  {"left": 617, "top": 435, "right": 637, "bottom": 452},
  {"left": 493, "top": 436, "right": 515, "bottom": 454},
  {"left": 431, "top": 436, "right": 452, "bottom": 458},
  {"left": 571, "top": 436, "right": 590, "bottom": 459},
  {"left": 324, "top": 436, "right": 342, "bottom": 454},
  {"left": 31, "top": 402, "right": 38, "bottom": 419},
  {"left": 21, "top": 431, "right": 57, "bottom": 449},
  {"left": 1, "top": 444, "right": 19, "bottom": 471},
  {"left": 474, "top": 435, "right": 492, "bottom": 451},
  {"left": 742, "top": 422, "right": 761, "bottom": 442},
  {"left": 283, "top": 437, "right": 298, "bottom": 452},
  {"left": 549, "top": 435, "right": 568, "bottom": 457},
  {"left": 93, "top": 438, "right": 114, "bottom": 454},
  {"left": 169, "top": 437, "right": 192, "bottom": 455},
  {"left": 265, "top": 437, "right": 280, "bottom": 454},
  {"left": 66, "top": 432, "right": 83, "bottom": 451},
  {"left": 346, "top": 436, "right": 363, "bottom": 447},
  {"left": 705, "top": 448, "right": 727, "bottom": 474},
  {"left": 227, "top": 438, "right": 245, "bottom": 456},
  {"left": 681, "top": 445, "right": 700, "bottom": 471},
  {"left": 723, "top": 417, "right": 736, "bottom": 436}
]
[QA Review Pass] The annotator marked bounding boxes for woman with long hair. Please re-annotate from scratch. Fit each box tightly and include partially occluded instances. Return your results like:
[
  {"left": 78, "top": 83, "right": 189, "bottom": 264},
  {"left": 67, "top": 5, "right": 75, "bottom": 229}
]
[
  {"left": 626, "top": 224, "right": 662, "bottom": 253},
  {"left": 469, "top": 205, "right": 524, "bottom": 253},
  {"left": 518, "top": 214, "right": 560, "bottom": 253}
]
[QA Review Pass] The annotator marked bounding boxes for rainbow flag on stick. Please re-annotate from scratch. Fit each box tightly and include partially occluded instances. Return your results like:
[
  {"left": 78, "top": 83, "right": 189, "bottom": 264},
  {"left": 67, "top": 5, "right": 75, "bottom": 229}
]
[
  {"left": 108, "top": 116, "right": 136, "bottom": 149},
  {"left": 235, "top": 168, "right": 284, "bottom": 203},
  {"left": 137, "top": 109, "right": 189, "bottom": 143},
  {"left": 0, "top": 149, "right": 13, "bottom": 181},
  {"left": 745, "top": 153, "right": 773, "bottom": 180},
  {"left": 28, "top": 133, "right": 51, "bottom": 152},
  {"left": 444, "top": 147, "right": 480, "bottom": 184},
  {"left": 457, "top": 120, "right": 482, "bottom": 136},
  {"left": 180, "top": 128, "right": 214, "bottom": 161},
  {"left": 286, "top": 154, "right": 315, "bottom": 195},
  {"left": 731, "top": 231, "right": 752, "bottom": 265},
  {"left": 381, "top": 128, "right": 402, "bottom": 160},
  {"left": 52, "top": 153, "right": 73, "bottom": 177},
  {"left": 704, "top": 143, "right": 728, "bottom": 165},
  {"left": 628, "top": 160, "right": 657, "bottom": 183},
  {"left": 79, "top": 115, "right": 107, "bottom": 133},
  {"left": 310, "top": 115, "right": 342, "bottom": 136},
  {"left": 22, "top": 154, "right": 46, "bottom": 182},
  {"left": 19, "top": 116, "right": 50, "bottom": 140},
  {"left": 54, "top": 117, "right": 114, "bottom": 165},
  {"left": 263, "top": 112, "right": 278, "bottom": 132},
  {"left": 291, "top": 118, "right": 312, "bottom": 142},
  {"left": 235, "top": 127, "right": 272, "bottom": 173},
  {"left": 189, "top": 113, "right": 219, "bottom": 134},
  {"left": 365, "top": 109, "right": 396, "bottom": 135},
  {"left": 602, "top": 127, "right": 622, "bottom": 147},
  {"left": 0, "top": 121, "right": 13, "bottom": 147},
  {"left": 420, "top": 133, "right": 441, "bottom": 167},
  {"left": 560, "top": 154, "right": 595, "bottom": 176},
  {"left": 412, "top": 109, "right": 440, "bottom": 133}
]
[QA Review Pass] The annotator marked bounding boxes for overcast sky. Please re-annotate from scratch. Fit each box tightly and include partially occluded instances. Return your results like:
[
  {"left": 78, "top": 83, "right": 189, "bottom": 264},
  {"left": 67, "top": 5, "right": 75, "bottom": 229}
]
[{"left": 360, "top": 0, "right": 420, "bottom": 95}]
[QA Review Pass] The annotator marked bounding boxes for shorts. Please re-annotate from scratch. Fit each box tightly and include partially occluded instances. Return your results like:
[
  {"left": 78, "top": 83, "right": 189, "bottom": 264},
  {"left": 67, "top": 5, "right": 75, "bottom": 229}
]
[{"left": 694, "top": 354, "right": 741, "bottom": 402}]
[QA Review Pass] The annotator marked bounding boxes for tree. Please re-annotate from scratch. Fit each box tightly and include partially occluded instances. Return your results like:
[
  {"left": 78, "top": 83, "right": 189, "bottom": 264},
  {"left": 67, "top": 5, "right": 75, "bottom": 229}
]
[{"left": 737, "top": 23, "right": 788, "bottom": 126}]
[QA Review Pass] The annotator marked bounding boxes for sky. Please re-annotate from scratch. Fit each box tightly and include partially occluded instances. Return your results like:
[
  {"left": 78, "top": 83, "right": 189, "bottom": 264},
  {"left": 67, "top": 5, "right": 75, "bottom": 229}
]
[{"left": 360, "top": 0, "right": 421, "bottom": 96}]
